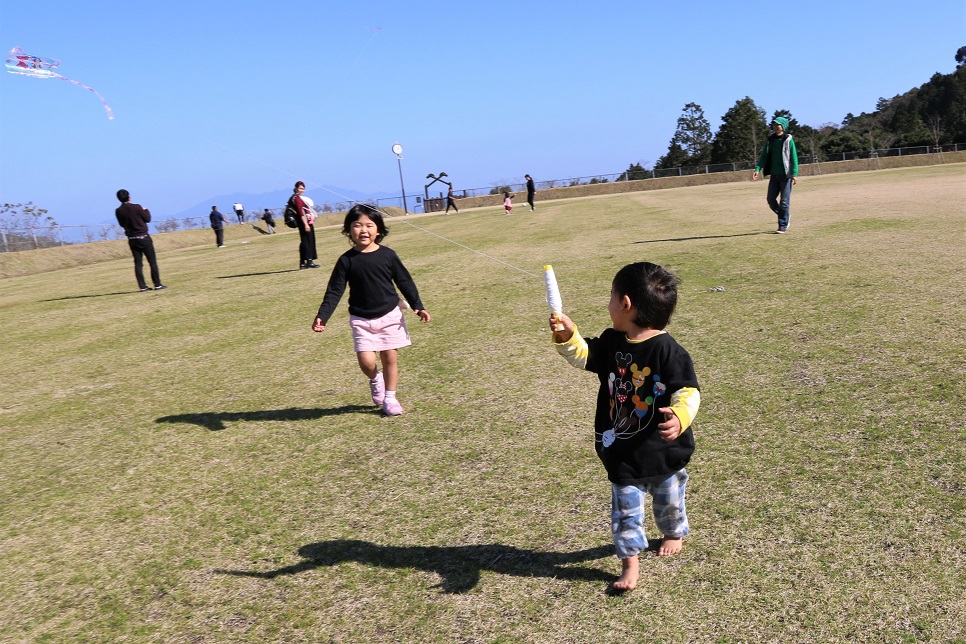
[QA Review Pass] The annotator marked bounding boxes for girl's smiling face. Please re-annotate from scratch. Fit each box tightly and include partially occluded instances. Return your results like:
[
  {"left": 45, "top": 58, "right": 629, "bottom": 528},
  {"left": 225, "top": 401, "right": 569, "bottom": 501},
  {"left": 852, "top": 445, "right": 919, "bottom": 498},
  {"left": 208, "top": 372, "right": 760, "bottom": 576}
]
[{"left": 350, "top": 214, "right": 379, "bottom": 251}]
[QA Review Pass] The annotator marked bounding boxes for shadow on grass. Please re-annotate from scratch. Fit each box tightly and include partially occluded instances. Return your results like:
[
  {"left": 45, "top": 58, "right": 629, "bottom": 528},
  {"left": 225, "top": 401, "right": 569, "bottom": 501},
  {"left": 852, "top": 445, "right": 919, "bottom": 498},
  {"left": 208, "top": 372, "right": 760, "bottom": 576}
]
[
  {"left": 633, "top": 231, "right": 771, "bottom": 244},
  {"left": 217, "top": 269, "right": 300, "bottom": 278},
  {"left": 39, "top": 291, "right": 138, "bottom": 301},
  {"left": 216, "top": 539, "right": 614, "bottom": 594},
  {"left": 155, "top": 404, "right": 374, "bottom": 431}
]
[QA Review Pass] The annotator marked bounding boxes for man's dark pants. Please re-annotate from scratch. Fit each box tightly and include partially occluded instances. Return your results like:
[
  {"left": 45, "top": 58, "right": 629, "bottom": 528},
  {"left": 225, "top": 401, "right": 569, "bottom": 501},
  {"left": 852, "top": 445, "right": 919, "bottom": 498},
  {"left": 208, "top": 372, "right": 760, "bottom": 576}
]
[{"left": 128, "top": 236, "right": 161, "bottom": 289}]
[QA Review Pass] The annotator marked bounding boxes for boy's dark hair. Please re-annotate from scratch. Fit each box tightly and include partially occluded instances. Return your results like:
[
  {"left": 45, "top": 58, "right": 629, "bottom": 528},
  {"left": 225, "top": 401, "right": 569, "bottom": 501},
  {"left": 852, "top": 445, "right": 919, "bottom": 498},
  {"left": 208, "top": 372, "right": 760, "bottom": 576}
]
[
  {"left": 612, "top": 262, "right": 678, "bottom": 329},
  {"left": 116, "top": 189, "right": 130, "bottom": 203},
  {"left": 342, "top": 204, "right": 388, "bottom": 243}
]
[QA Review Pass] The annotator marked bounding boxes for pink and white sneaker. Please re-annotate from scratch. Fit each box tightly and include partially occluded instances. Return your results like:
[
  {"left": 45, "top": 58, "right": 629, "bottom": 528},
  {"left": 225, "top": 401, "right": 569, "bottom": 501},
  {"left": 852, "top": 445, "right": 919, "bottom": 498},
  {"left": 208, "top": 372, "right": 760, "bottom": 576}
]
[
  {"left": 369, "top": 373, "right": 385, "bottom": 406},
  {"left": 382, "top": 398, "right": 404, "bottom": 416}
]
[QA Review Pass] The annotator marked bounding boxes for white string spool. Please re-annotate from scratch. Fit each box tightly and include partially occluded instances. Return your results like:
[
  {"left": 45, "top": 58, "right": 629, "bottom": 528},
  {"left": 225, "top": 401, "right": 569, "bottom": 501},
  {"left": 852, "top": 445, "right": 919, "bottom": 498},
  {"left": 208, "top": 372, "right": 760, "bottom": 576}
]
[{"left": 544, "top": 264, "right": 563, "bottom": 321}]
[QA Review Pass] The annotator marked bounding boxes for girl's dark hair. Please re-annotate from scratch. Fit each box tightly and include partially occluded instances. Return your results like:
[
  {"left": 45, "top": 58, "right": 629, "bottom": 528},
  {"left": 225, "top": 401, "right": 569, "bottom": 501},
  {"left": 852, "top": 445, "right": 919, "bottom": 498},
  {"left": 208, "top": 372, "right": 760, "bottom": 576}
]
[
  {"left": 342, "top": 204, "right": 389, "bottom": 243},
  {"left": 294, "top": 181, "right": 305, "bottom": 190},
  {"left": 612, "top": 262, "right": 678, "bottom": 329}
]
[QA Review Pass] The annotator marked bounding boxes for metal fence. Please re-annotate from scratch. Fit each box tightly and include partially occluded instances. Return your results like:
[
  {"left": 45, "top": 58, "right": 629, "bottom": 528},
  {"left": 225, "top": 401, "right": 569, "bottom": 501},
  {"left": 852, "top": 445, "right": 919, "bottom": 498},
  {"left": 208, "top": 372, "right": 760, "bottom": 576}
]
[{"left": 3, "top": 142, "right": 962, "bottom": 252}]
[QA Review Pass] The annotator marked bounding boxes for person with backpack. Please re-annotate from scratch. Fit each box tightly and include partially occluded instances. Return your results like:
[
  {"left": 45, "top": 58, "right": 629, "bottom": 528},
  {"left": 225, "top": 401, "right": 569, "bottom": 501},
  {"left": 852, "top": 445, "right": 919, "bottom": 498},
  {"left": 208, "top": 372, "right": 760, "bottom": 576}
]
[{"left": 288, "top": 181, "right": 319, "bottom": 269}]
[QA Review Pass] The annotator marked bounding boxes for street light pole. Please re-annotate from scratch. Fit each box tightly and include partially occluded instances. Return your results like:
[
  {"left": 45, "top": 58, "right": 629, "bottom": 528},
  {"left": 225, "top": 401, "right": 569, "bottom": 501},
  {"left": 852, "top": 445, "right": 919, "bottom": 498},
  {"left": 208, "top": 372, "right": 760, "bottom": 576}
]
[{"left": 392, "top": 143, "right": 408, "bottom": 214}]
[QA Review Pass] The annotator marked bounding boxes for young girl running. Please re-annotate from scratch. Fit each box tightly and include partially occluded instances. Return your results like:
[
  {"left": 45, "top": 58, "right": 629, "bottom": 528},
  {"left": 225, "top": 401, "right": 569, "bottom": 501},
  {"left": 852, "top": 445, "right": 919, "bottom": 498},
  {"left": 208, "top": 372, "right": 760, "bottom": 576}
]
[{"left": 312, "top": 204, "right": 430, "bottom": 415}]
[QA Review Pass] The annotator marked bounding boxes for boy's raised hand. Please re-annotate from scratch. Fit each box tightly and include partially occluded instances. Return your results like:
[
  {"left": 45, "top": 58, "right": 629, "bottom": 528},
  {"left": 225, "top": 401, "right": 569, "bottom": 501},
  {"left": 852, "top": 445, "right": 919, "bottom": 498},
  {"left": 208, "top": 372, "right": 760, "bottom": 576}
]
[
  {"left": 657, "top": 408, "right": 682, "bottom": 440},
  {"left": 550, "top": 313, "right": 575, "bottom": 343}
]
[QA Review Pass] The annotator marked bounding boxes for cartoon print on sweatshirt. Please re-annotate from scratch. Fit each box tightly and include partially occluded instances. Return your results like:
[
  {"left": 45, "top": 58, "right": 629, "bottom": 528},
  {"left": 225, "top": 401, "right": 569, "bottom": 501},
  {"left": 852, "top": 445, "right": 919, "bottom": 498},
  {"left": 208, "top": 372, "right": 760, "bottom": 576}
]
[{"left": 601, "top": 354, "right": 666, "bottom": 449}]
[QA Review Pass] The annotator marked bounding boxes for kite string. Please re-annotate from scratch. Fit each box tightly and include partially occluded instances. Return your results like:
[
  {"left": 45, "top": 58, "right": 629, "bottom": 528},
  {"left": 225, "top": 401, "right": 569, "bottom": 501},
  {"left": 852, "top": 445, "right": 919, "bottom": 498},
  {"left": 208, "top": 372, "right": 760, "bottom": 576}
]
[
  {"left": 6, "top": 47, "right": 538, "bottom": 280},
  {"left": 104, "top": 100, "right": 540, "bottom": 279},
  {"left": 364, "top": 207, "right": 541, "bottom": 279}
]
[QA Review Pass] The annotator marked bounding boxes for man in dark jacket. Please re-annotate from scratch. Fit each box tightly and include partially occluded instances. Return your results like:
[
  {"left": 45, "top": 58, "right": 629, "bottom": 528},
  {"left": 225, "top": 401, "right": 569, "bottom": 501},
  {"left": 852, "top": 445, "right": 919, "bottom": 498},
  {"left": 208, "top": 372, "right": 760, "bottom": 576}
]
[
  {"left": 115, "top": 189, "right": 165, "bottom": 292},
  {"left": 210, "top": 206, "right": 228, "bottom": 247}
]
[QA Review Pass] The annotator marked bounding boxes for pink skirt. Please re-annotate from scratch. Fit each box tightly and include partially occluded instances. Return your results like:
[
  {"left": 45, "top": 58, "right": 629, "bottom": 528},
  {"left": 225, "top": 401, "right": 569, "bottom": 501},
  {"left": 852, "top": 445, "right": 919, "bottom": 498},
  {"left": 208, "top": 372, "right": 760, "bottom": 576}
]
[{"left": 349, "top": 306, "right": 411, "bottom": 352}]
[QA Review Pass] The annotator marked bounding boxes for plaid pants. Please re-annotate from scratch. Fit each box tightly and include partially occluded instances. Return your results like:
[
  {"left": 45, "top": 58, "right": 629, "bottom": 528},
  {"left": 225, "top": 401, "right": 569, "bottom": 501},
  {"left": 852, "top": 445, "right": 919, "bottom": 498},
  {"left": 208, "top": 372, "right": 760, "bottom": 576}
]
[{"left": 611, "top": 469, "right": 689, "bottom": 559}]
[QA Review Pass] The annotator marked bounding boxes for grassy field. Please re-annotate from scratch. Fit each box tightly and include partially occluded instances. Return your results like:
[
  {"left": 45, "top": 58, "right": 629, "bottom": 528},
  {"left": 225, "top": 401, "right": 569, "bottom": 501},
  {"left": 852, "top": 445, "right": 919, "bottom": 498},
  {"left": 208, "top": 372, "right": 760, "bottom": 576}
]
[{"left": 1, "top": 165, "right": 963, "bottom": 642}]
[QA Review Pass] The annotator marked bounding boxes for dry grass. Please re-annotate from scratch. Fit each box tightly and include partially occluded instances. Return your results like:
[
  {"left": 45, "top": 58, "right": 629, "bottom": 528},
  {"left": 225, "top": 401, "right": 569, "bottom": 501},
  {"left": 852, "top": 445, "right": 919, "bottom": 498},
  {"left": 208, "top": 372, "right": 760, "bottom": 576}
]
[{"left": 1, "top": 164, "right": 963, "bottom": 642}]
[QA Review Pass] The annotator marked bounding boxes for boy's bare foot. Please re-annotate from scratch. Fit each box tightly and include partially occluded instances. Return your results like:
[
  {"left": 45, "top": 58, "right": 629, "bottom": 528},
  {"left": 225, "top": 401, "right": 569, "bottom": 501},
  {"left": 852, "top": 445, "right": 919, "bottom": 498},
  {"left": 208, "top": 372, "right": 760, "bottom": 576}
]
[
  {"left": 658, "top": 536, "right": 683, "bottom": 557},
  {"left": 611, "top": 556, "right": 639, "bottom": 592}
]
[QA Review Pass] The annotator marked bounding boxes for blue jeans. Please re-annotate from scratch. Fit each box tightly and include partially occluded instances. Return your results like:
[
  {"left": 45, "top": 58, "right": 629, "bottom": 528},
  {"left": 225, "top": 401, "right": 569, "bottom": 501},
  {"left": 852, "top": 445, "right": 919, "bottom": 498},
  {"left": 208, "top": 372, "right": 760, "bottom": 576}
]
[
  {"left": 766, "top": 174, "right": 793, "bottom": 229},
  {"left": 611, "top": 469, "right": 690, "bottom": 559}
]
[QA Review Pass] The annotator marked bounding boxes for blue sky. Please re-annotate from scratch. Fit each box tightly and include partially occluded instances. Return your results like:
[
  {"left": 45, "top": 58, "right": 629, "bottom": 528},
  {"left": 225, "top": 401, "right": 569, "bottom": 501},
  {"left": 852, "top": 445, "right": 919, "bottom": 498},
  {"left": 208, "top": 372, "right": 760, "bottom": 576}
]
[{"left": 1, "top": 1, "right": 963, "bottom": 226}]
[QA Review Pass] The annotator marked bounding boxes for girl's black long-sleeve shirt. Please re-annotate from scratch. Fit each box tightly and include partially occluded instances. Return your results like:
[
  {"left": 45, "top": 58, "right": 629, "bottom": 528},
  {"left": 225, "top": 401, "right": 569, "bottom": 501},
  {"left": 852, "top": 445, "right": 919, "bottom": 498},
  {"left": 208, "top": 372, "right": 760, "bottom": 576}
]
[{"left": 316, "top": 246, "right": 424, "bottom": 323}]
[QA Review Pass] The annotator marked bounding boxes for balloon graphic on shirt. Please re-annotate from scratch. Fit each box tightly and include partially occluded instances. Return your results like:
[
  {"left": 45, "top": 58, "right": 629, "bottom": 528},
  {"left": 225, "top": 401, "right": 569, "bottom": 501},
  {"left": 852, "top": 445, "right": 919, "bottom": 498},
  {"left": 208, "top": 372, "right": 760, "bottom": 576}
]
[
  {"left": 601, "top": 429, "right": 616, "bottom": 448},
  {"left": 615, "top": 352, "right": 631, "bottom": 377},
  {"left": 631, "top": 364, "right": 650, "bottom": 389},
  {"left": 5, "top": 46, "right": 114, "bottom": 119},
  {"left": 616, "top": 380, "right": 632, "bottom": 404},
  {"left": 608, "top": 372, "right": 616, "bottom": 395},
  {"left": 631, "top": 394, "right": 650, "bottom": 418}
]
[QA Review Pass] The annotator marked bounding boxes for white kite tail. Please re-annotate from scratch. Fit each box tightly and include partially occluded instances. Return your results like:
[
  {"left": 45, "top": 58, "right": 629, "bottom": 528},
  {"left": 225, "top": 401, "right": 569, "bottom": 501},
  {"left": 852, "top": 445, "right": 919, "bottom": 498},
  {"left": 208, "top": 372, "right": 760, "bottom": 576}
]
[
  {"left": 544, "top": 265, "right": 563, "bottom": 314},
  {"left": 52, "top": 74, "right": 115, "bottom": 120}
]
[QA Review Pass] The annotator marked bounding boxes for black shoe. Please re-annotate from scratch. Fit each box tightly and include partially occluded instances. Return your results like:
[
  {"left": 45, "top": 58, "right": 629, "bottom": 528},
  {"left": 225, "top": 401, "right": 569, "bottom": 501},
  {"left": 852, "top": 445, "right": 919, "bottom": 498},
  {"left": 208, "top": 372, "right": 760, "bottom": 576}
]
[
  {"left": 139, "top": 287, "right": 150, "bottom": 292},
  {"left": 308, "top": 262, "right": 320, "bottom": 268},
  {"left": 154, "top": 284, "right": 167, "bottom": 290}
]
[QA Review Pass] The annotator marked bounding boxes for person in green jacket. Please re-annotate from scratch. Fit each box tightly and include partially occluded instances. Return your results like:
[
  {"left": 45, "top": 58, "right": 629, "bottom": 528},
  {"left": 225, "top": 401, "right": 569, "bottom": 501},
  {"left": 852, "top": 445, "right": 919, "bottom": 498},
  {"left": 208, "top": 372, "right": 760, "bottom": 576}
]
[{"left": 752, "top": 116, "right": 799, "bottom": 233}]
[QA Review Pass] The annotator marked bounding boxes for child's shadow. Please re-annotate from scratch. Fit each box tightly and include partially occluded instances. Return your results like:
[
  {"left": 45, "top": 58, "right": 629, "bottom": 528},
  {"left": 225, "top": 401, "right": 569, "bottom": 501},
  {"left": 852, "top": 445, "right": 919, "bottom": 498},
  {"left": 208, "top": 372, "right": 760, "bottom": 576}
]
[
  {"left": 155, "top": 404, "right": 374, "bottom": 431},
  {"left": 215, "top": 539, "right": 614, "bottom": 593}
]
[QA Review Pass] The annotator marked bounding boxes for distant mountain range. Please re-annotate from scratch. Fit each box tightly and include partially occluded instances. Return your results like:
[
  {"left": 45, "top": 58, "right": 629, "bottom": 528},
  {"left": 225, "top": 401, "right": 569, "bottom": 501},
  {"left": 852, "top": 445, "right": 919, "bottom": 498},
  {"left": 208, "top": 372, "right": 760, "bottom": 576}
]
[{"left": 169, "top": 185, "right": 401, "bottom": 219}]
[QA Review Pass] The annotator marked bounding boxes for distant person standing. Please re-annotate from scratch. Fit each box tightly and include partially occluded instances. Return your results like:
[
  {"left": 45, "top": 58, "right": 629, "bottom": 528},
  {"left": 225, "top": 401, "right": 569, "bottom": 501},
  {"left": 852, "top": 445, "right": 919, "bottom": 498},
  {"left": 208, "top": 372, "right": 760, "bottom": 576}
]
[
  {"left": 233, "top": 203, "right": 245, "bottom": 223},
  {"left": 210, "top": 206, "right": 228, "bottom": 247},
  {"left": 445, "top": 186, "right": 460, "bottom": 214},
  {"left": 752, "top": 116, "right": 799, "bottom": 234},
  {"left": 288, "top": 181, "right": 319, "bottom": 269},
  {"left": 115, "top": 189, "right": 165, "bottom": 292},
  {"left": 503, "top": 191, "right": 513, "bottom": 216},
  {"left": 525, "top": 174, "right": 536, "bottom": 212},
  {"left": 261, "top": 208, "right": 276, "bottom": 234}
]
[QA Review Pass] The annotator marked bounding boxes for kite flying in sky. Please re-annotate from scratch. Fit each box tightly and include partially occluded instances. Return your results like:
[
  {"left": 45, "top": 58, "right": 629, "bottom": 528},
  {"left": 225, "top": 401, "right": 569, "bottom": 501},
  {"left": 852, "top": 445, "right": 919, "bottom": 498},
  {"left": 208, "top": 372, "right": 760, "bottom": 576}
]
[{"left": 5, "top": 46, "right": 114, "bottom": 119}]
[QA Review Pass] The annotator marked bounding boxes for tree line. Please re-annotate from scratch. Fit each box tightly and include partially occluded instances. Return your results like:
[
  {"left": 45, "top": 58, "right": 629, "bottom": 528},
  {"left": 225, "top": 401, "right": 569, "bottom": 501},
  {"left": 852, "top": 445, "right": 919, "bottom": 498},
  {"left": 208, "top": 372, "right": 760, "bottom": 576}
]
[{"left": 634, "top": 46, "right": 966, "bottom": 174}]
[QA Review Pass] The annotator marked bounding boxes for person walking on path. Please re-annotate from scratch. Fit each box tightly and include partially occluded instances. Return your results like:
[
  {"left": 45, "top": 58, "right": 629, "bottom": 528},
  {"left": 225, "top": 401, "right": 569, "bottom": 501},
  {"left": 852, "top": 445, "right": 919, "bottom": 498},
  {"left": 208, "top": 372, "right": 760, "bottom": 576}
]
[
  {"left": 445, "top": 187, "right": 460, "bottom": 214},
  {"left": 210, "top": 206, "right": 228, "bottom": 247},
  {"left": 115, "top": 189, "right": 165, "bottom": 292},
  {"left": 525, "top": 174, "right": 536, "bottom": 212},
  {"left": 288, "top": 181, "right": 319, "bottom": 269},
  {"left": 752, "top": 116, "right": 799, "bottom": 234}
]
